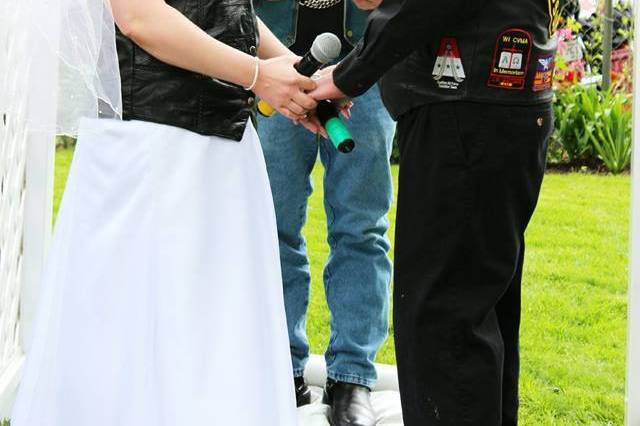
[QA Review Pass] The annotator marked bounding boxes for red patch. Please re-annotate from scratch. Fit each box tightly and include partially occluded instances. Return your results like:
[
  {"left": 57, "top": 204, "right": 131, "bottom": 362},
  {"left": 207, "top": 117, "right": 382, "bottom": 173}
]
[
  {"left": 488, "top": 29, "right": 532, "bottom": 90},
  {"left": 432, "top": 37, "right": 466, "bottom": 90}
]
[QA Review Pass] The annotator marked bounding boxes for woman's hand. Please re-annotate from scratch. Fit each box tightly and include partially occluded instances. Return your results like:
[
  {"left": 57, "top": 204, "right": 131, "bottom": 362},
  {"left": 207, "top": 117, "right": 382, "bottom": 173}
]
[{"left": 254, "top": 56, "right": 318, "bottom": 121}]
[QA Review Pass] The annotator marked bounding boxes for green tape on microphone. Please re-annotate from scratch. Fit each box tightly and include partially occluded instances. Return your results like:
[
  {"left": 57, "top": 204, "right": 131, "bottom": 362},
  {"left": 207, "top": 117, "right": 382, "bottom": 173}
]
[{"left": 325, "top": 117, "right": 355, "bottom": 154}]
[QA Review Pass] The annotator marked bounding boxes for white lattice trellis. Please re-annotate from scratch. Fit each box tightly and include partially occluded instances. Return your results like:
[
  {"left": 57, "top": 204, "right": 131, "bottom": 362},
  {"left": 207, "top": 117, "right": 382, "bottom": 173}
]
[
  {"left": 0, "top": 0, "right": 56, "bottom": 416},
  {"left": 0, "top": 108, "right": 27, "bottom": 374},
  {"left": 0, "top": 0, "right": 32, "bottom": 416}
]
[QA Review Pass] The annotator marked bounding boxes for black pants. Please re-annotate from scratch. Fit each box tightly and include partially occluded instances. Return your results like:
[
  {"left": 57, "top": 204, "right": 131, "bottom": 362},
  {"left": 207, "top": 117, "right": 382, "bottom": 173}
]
[{"left": 393, "top": 102, "right": 553, "bottom": 425}]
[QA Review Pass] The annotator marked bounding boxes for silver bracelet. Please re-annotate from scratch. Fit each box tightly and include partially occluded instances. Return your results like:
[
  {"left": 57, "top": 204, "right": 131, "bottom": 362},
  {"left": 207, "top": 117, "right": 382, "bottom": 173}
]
[{"left": 244, "top": 56, "right": 260, "bottom": 91}]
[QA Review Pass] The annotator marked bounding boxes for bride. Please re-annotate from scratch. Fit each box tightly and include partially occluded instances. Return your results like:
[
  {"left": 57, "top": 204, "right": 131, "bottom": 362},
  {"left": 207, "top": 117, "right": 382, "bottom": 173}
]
[{"left": 11, "top": 0, "right": 320, "bottom": 424}]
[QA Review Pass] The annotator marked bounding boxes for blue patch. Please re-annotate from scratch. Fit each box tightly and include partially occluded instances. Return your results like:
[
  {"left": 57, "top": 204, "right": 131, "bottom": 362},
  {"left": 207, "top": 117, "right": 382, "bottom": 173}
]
[{"left": 533, "top": 54, "right": 555, "bottom": 92}]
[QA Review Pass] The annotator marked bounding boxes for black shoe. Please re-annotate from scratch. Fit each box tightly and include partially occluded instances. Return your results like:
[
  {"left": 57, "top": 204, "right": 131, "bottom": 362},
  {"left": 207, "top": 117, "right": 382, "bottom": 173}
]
[
  {"left": 323, "top": 380, "right": 376, "bottom": 426},
  {"left": 295, "top": 376, "right": 312, "bottom": 407}
]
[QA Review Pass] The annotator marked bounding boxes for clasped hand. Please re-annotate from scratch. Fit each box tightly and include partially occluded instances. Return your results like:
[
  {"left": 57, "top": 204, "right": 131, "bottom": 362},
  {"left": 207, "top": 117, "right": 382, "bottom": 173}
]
[{"left": 254, "top": 57, "right": 350, "bottom": 137}]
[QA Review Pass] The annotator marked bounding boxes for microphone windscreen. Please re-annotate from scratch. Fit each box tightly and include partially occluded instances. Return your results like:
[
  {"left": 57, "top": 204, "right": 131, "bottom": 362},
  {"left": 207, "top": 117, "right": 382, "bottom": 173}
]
[{"left": 310, "top": 33, "right": 342, "bottom": 65}]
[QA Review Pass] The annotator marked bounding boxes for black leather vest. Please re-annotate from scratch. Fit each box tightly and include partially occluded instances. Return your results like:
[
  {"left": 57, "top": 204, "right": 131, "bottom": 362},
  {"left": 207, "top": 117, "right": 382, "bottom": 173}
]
[
  {"left": 380, "top": 0, "right": 559, "bottom": 120},
  {"left": 116, "top": 0, "right": 259, "bottom": 141}
]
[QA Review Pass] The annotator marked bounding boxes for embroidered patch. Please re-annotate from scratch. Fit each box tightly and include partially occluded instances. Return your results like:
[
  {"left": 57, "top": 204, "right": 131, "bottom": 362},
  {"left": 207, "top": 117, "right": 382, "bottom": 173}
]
[
  {"left": 533, "top": 55, "right": 555, "bottom": 92},
  {"left": 432, "top": 37, "right": 466, "bottom": 90},
  {"left": 488, "top": 29, "right": 532, "bottom": 90}
]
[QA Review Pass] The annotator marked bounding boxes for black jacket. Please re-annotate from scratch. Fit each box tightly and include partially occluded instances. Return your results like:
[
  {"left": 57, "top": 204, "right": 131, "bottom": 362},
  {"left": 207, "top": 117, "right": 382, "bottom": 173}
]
[
  {"left": 117, "top": 0, "right": 259, "bottom": 141},
  {"left": 334, "top": 0, "right": 560, "bottom": 120}
]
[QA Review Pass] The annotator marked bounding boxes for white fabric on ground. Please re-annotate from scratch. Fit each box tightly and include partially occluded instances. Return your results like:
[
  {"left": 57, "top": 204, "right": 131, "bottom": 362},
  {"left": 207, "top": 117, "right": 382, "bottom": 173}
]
[
  {"left": 299, "top": 387, "right": 404, "bottom": 425},
  {"left": 11, "top": 118, "right": 297, "bottom": 426},
  {"left": 300, "top": 356, "right": 404, "bottom": 425}
]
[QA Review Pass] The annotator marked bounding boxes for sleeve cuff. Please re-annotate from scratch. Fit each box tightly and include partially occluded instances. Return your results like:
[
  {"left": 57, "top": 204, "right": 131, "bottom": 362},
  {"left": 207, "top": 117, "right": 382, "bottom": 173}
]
[{"left": 334, "top": 50, "right": 381, "bottom": 98}]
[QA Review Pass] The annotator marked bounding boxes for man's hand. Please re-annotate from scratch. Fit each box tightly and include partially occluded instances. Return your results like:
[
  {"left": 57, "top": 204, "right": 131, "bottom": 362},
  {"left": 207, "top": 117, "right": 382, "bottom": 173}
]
[
  {"left": 309, "top": 65, "right": 349, "bottom": 102},
  {"left": 352, "top": 0, "right": 382, "bottom": 10},
  {"left": 292, "top": 66, "right": 352, "bottom": 137}
]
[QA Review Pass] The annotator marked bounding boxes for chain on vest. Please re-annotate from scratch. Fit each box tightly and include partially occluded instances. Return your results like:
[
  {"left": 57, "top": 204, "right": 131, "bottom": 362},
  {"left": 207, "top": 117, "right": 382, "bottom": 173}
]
[{"left": 299, "top": 0, "right": 342, "bottom": 9}]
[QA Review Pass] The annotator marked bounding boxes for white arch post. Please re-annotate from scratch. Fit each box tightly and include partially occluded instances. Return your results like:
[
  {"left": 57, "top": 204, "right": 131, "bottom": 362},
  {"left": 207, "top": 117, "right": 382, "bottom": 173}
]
[{"left": 626, "top": 0, "right": 640, "bottom": 423}]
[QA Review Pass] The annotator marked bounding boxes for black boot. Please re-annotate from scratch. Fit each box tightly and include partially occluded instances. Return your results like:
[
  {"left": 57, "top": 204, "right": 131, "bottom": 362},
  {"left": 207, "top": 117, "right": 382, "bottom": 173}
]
[
  {"left": 295, "top": 376, "right": 312, "bottom": 407},
  {"left": 323, "top": 380, "right": 376, "bottom": 426}
]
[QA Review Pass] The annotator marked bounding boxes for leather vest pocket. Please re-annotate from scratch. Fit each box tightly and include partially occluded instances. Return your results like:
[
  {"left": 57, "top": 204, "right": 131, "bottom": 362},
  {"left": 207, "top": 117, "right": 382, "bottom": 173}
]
[{"left": 215, "top": 35, "right": 256, "bottom": 56}]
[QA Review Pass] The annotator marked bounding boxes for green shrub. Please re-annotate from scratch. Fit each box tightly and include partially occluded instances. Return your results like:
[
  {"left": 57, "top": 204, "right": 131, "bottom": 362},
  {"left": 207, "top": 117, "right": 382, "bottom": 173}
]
[
  {"left": 586, "top": 90, "right": 632, "bottom": 174},
  {"left": 553, "top": 84, "right": 595, "bottom": 164},
  {"left": 552, "top": 84, "right": 632, "bottom": 174}
]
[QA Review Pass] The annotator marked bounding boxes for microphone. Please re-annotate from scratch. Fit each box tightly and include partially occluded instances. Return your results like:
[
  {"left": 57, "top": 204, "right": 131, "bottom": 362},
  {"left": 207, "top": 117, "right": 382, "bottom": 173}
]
[
  {"left": 316, "top": 100, "right": 355, "bottom": 154},
  {"left": 257, "top": 32, "right": 342, "bottom": 117}
]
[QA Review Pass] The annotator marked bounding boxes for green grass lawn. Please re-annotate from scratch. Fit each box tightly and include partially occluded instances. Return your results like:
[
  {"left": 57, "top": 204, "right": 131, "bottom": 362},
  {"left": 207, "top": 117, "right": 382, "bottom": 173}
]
[{"left": 54, "top": 148, "right": 629, "bottom": 425}]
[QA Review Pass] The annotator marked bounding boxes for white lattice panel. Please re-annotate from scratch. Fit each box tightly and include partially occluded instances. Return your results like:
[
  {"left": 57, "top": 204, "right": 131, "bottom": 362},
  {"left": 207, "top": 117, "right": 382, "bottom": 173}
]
[
  {"left": 0, "top": 0, "right": 31, "bottom": 387},
  {"left": 0, "top": 0, "right": 57, "bottom": 414}
]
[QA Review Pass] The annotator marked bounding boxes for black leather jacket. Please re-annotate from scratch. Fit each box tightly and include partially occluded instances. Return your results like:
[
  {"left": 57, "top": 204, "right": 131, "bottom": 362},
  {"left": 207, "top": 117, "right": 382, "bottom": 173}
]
[
  {"left": 334, "top": 0, "right": 560, "bottom": 120},
  {"left": 116, "top": 0, "right": 259, "bottom": 141}
]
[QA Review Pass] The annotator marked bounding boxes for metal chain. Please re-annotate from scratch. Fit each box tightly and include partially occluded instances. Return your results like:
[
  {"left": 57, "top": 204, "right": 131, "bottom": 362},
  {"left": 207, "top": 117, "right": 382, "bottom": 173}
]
[{"left": 299, "top": 0, "right": 342, "bottom": 9}]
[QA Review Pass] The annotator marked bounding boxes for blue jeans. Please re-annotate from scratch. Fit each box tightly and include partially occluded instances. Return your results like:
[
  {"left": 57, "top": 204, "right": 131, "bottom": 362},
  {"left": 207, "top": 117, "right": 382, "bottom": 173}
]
[{"left": 257, "top": 86, "right": 394, "bottom": 388}]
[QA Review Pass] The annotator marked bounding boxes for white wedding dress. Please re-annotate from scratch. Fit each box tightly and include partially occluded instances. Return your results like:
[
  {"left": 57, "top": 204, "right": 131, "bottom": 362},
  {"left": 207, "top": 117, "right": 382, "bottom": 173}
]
[{"left": 11, "top": 118, "right": 298, "bottom": 426}]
